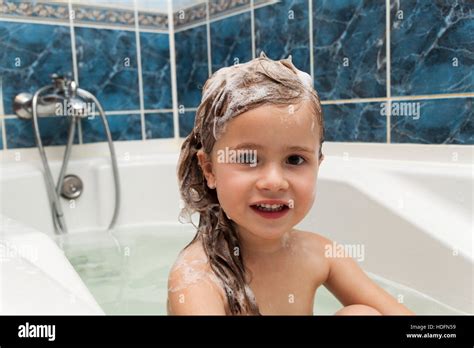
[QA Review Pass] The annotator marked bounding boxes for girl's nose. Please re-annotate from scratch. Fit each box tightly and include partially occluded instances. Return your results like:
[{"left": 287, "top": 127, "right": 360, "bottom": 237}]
[{"left": 256, "top": 164, "right": 289, "bottom": 192}]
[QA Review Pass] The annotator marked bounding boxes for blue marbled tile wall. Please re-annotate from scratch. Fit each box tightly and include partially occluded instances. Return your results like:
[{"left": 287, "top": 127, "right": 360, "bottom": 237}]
[
  {"left": 0, "top": 0, "right": 472, "bottom": 150},
  {"left": 313, "top": 0, "right": 386, "bottom": 100},
  {"left": 0, "top": 2, "right": 173, "bottom": 149},
  {"left": 175, "top": 0, "right": 472, "bottom": 144},
  {"left": 0, "top": 22, "right": 73, "bottom": 115},
  {"left": 255, "top": 0, "right": 311, "bottom": 75},
  {"left": 74, "top": 27, "right": 140, "bottom": 112}
]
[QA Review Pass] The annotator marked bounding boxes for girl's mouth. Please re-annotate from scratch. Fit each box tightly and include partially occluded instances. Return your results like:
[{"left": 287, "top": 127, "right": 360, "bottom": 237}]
[{"left": 250, "top": 203, "right": 290, "bottom": 219}]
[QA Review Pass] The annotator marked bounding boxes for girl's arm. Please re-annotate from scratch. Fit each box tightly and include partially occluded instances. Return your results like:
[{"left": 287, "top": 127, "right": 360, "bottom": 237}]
[{"left": 323, "top": 242, "right": 414, "bottom": 315}]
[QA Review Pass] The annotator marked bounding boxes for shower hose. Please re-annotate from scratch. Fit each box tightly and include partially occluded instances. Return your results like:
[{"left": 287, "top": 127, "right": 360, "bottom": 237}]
[{"left": 31, "top": 85, "right": 121, "bottom": 235}]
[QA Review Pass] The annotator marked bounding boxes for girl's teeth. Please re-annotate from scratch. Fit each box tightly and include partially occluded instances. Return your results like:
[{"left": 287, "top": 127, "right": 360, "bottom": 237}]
[{"left": 255, "top": 204, "right": 284, "bottom": 211}]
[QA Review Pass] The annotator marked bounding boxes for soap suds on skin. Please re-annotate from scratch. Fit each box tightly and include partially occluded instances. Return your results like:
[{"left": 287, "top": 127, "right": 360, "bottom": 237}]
[
  {"left": 168, "top": 248, "right": 223, "bottom": 293},
  {"left": 169, "top": 247, "right": 257, "bottom": 311}
]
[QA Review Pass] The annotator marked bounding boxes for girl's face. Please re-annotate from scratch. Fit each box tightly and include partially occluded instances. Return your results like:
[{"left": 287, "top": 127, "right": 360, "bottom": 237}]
[{"left": 197, "top": 100, "right": 323, "bottom": 252}]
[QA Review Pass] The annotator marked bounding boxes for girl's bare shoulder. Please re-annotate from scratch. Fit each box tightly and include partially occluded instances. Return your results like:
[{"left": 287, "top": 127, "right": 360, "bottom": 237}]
[
  {"left": 168, "top": 239, "right": 217, "bottom": 288},
  {"left": 167, "top": 239, "right": 228, "bottom": 315},
  {"left": 291, "top": 229, "right": 333, "bottom": 254},
  {"left": 289, "top": 229, "right": 332, "bottom": 279}
]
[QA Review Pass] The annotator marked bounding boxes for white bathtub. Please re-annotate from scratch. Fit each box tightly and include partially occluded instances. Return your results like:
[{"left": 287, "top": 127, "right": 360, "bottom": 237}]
[{"left": 0, "top": 140, "right": 472, "bottom": 314}]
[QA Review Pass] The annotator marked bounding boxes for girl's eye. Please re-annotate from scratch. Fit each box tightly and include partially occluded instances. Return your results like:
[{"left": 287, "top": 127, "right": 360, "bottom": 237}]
[{"left": 287, "top": 155, "right": 305, "bottom": 165}]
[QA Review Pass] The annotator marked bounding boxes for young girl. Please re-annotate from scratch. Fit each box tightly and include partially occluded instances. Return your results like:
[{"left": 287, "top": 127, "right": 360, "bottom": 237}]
[{"left": 167, "top": 52, "right": 413, "bottom": 315}]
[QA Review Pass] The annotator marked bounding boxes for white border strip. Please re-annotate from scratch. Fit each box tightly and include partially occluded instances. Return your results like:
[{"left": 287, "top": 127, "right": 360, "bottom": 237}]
[
  {"left": 134, "top": 0, "right": 146, "bottom": 141},
  {"left": 139, "top": 27, "right": 168, "bottom": 34},
  {"left": 72, "top": 21, "right": 136, "bottom": 32},
  {"left": 0, "top": 16, "right": 70, "bottom": 26},
  {"left": 168, "top": 0, "right": 180, "bottom": 140},
  {"left": 321, "top": 92, "right": 474, "bottom": 104},
  {"left": 143, "top": 109, "right": 174, "bottom": 114}
]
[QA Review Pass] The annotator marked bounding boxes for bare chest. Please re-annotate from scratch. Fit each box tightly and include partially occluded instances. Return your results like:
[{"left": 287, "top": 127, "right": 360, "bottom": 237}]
[{"left": 246, "top": 256, "right": 327, "bottom": 315}]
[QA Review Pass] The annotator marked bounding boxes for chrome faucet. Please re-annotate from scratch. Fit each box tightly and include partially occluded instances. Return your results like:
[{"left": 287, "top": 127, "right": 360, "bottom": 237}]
[
  {"left": 13, "top": 74, "right": 92, "bottom": 119},
  {"left": 12, "top": 74, "right": 121, "bottom": 235}
]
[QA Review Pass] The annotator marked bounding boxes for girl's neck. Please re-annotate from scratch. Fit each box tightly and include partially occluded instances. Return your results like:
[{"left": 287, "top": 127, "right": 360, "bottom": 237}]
[{"left": 237, "top": 227, "right": 293, "bottom": 258}]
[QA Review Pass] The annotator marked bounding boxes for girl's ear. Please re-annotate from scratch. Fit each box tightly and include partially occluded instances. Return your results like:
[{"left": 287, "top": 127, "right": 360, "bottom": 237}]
[{"left": 197, "top": 149, "right": 216, "bottom": 189}]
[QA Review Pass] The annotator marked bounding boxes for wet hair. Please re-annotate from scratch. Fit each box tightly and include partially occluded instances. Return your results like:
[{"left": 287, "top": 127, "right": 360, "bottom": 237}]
[{"left": 176, "top": 52, "right": 324, "bottom": 315}]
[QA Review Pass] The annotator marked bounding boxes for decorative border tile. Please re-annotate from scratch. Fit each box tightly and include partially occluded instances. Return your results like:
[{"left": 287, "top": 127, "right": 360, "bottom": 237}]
[
  {"left": 0, "top": 1, "right": 69, "bottom": 22},
  {"left": 209, "top": 0, "right": 250, "bottom": 19},
  {"left": 174, "top": 1, "right": 207, "bottom": 30},
  {"left": 138, "top": 11, "right": 168, "bottom": 30},
  {"left": 72, "top": 4, "right": 135, "bottom": 27},
  {"left": 0, "top": 0, "right": 169, "bottom": 30}
]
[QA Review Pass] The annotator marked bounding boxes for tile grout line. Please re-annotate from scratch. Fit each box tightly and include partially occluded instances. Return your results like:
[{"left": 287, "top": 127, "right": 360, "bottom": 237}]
[
  {"left": 167, "top": 0, "right": 180, "bottom": 140},
  {"left": 1, "top": 118, "right": 6, "bottom": 151},
  {"left": 0, "top": 77, "right": 5, "bottom": 151},
  {"left": 68, "top": 0, "right": 82, "bottom": 144},
  {"left": 133, "top": 0, "right": 147, "bottom": 141},
  {"left": 0, "top": 76, "right": 3, "bottom": 116},
  {"left": 206, "top": 0, "right": 212, "bottom": 76},
  {"left": 385, "top": 0, "right": 392, "bottom": 144},
  {"left": 139, "top": 27, "right": 168, "bottom": 34},
  {"left": 321, "top": 92, "right": 474, "bottom": 103},
  {"left": 251, "top": 0, "right": 256, "bottom": 59},
  {"left": 308, "top": 0, "right": 314, "bottom": 81}
]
